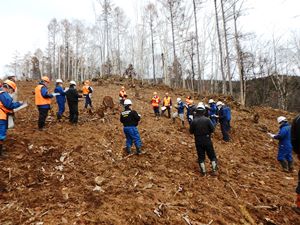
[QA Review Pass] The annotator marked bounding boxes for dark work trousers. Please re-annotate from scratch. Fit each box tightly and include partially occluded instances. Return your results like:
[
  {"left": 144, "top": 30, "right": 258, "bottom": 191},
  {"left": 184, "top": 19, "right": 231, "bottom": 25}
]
[
  {"left": 84, "top": 95, "right": 93, "bottom": 108},
  {"left": 161, "top": 106, "right": 171, "bottom": 118},
  {"left": 153, "top": 107, "right": 160, "bottom": 117},
  {"left": 68, "top": 102, "right": 79, "bottom": 123},
  {"left": 220, "top": 120, "right": 230, "bottom": 142},
  {"left": 38, "top": 108, "right": 49, "bottom": 129},
  {"left": 297, "top": 170, "right": 300, "bottom": 194},
  {"left": 195, "top": 136, "right": 217, "bottom": 163}
]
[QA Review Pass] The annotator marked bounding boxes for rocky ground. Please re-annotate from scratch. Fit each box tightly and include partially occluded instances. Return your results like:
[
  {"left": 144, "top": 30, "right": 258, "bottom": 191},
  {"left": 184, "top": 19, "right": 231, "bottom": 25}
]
[{"left": 0, "top": 79, "right": 299, "bottom": 225}]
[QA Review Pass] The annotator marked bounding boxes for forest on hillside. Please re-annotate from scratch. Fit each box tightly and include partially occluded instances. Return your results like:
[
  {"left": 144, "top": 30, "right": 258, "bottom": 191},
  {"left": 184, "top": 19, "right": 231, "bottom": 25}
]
[{"left": 4, "top": 0, "right": 300, "bottom": 110}]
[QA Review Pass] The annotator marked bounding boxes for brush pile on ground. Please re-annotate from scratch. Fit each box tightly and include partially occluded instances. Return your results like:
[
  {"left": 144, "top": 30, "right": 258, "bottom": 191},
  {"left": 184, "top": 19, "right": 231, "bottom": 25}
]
[{"left": 0, "top": 80, "right": 299, "bottom": 225}]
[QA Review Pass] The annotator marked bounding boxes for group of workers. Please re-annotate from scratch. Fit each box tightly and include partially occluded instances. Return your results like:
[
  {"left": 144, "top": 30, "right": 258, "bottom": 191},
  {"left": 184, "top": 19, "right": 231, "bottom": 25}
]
[
  {"left": 120, "top": 87, "right": 300, "bottom": 213},
  {"left": 0, "top": 78, "right": 299, "bottom": 213},
  {"left": 150, "top": 92, "right": 231, "bottom": 142},
  {"left": 34, "top": 76, "right": 94, "bottom": 130}
]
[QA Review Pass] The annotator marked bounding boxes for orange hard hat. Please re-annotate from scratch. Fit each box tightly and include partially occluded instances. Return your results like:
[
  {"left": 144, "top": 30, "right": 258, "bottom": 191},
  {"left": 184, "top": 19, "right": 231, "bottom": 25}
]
[
  {"left": 3, "top": 80, "right": 17, "bottom": 91},
  {"left": 42, "top": 76, "right": 50, "bottom": 83}
]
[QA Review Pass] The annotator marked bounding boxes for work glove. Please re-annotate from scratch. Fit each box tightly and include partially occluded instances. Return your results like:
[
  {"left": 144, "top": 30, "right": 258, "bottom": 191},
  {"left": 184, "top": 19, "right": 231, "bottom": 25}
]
[
  {"left": 267, "top": 132, "right": 275, "bottom": 138},
  {"left": 51, "top": 93, "right": 60, "bottom": 96}
]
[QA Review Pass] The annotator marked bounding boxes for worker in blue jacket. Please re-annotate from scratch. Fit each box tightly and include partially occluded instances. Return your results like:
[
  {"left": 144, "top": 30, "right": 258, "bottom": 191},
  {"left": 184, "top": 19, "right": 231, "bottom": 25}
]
[
  {"left": 208, "top": 99, "right": 218, "bottom": 126},
  {"left": 268, "top": 116, "right": 293, "bottom": 172},
  {"left": 217, "top": 101, "right": 231, "bottom": 142},
  {"left": 173, "top": 98, "right": 185, "bottom": 127},
  {"left": 54, "top": 79, "right": 66, "bottom": 121},
  {"left": 0, "top": 80, "right": 23, "bottom": 156}
]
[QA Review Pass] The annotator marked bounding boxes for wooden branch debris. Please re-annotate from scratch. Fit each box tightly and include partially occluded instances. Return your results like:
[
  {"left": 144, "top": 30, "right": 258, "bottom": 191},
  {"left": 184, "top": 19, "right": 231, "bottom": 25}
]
[{"left": 239, "top": 205, "right": 255, "bottom": 225}]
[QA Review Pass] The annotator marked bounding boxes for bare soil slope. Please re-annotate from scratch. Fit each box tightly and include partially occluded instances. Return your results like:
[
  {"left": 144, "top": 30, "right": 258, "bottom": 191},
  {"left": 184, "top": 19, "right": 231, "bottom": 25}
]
[{"left": 0, "top": 80, "right": 299, "bottom": 225}]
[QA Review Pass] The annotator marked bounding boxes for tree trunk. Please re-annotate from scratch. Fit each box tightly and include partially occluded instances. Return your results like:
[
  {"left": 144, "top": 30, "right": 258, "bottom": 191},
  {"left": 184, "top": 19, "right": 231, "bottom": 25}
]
[
  {"left": 193, "top": 0, "right": 202, "bottom": 92},
  {"left": 150, "top": 18, "right": 156, "bottom": 84},
  {"left": 220, "top": 0, "right": 232, "bottom": 95},
  {"left": 233, "top": 2, "right": 245, "bottom": 106},
  {"left": 214, "top": 0, "right": 226, "bottom": 94}
]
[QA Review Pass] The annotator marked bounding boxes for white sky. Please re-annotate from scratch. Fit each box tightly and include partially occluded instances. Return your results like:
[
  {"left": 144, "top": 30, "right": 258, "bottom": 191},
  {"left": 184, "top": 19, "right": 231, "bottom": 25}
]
[{"left": 0, "top": 0, "right": 299, "bottom": 75}]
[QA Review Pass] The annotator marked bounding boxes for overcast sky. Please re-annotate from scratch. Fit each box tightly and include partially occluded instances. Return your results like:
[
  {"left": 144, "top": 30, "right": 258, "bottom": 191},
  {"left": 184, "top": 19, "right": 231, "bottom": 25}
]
[{"left": 0, "top": 0, "right": 299, "bottom": 76}]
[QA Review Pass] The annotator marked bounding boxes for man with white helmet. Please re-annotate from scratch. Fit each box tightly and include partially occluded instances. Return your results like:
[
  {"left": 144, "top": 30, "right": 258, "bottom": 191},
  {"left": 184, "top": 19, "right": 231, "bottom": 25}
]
[
  {"left": 190, "top": 103, "right": 218, "bottom": 176},
  {"left": 172, "top": 97, "right": 185, "bottom": 127},
  {"left": 208, "top": 99, "right": 218, "bottom": 126},
  {"left": 268, "top": 116, "right": 293, "bottom": 172},
  {"left": 65, "top": 81, "right": 82, "bottom": 124},
  {"left": 120, "top": 99, "right": 142, "bottom": 155},
  {"left": 54, "top": 79, "right": 66, "bottom": 121},
  {"left": 217, "top": 101, "right": 231, "bottom": 142}
]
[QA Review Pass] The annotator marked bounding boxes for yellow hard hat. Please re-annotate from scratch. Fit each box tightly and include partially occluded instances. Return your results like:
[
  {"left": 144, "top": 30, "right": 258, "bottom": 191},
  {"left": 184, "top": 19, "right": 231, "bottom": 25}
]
[
  {"left": 42, "top": 76, "right": 50, "bottom": 83},
  {"left": 3, "top": 80, "right": 17, "bottom": 91}
]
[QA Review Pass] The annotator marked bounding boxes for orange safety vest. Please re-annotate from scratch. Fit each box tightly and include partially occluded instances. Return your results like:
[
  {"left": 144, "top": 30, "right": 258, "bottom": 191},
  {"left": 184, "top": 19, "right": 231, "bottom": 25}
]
[
  {"left": 186, "top": 98, "right": 193, "bottom": 106},
  {"left": 82, "top": 85, "right": 90, "bottom": 95},
  {"left": 0, "top": 91, "right": 12, "bottom": 120},
  {"left": 119, "top": 90, "right": 126, "bottom": 99},
  {"left": 35, "top": 85, "right": 51, "bottom": 106},
  {"left": 163, "top": 96, "right": 171, "bottom": 106},
  {"left": 151, "top": 96, "right": 160, "bottom": 107}
]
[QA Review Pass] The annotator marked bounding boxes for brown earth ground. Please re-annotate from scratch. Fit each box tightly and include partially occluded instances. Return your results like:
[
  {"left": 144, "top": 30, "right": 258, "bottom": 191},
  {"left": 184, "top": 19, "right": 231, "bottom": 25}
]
[{"left": 0, "top": 79, "right": 299, "bottom": 225}]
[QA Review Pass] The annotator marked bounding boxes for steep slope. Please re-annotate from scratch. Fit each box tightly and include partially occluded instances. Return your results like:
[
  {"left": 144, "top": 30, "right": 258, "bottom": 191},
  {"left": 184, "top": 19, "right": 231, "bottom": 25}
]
[{"left": 0, "top": 80, "right": 299, "bottom": 225}]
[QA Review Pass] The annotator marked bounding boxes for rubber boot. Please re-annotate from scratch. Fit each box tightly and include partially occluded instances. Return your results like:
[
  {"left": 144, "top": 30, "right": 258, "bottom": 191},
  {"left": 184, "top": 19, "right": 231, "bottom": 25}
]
[
  {"left": 126, "top": 146, "right": 132, "bottom": 154},
  {"left": 136, "top": 147, "right": 142, "bottom": 155},
  {"left": 279, "top": 160, "right": 288, "bottom": 172},
  {"left": 57, "top": 113, "right": 62, "bottom": 121},
  {"left": 211, "top": 161, "right": 218, "bottom": 176},
  {"left": 288, "top": 161, "right": 294, "bottom": 172},
  {"left": 199, "top": 162, "right": 206, "bottom": 176}
]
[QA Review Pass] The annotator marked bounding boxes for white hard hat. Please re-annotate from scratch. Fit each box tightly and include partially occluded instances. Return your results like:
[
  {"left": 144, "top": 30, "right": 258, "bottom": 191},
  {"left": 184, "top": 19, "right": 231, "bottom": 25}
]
[
  {"left": 124, "top": 99, "right": 132, "bottom": 106},
  {"left": 208, "top": 99, "right": 215, "bottom": 104},
  {"left": 196, "top": 104, "right": 205, "bottom": 111},
  {"left": 70, "top": 80, "right": 76, "bottom": 85},
  {"left": 216, "top": 101, "right": 223, "bottom": 107},
  {"left": 56, "top": 79, "right": 63, "bottom": 83},
  {"left": 177, "top": 98, "right": 181, "bottom": 103},
  {"left": 277, "top": 116, "right": 287, "bottom": 124}
]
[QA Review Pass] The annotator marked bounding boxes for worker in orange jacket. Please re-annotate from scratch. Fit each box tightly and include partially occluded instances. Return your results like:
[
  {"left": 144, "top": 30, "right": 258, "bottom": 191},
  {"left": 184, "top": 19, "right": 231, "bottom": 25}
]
[
  {"left": 82, "top": 80, "right": 93, "bottom": 110},
  {"left": 35, "top": 76, "right": 53, "bottom": 130},
  {"left": 0, "top": 80, "right": 23, "bottom": 156},
  {"left": 119, "top": 86, "right": 127, "bottom": 105},
  {"left": 161, "top": 92, "right": 172, "bottom": 118},
  {"left": 151, "top": 92, "right": 161, "bottom": 119}
]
